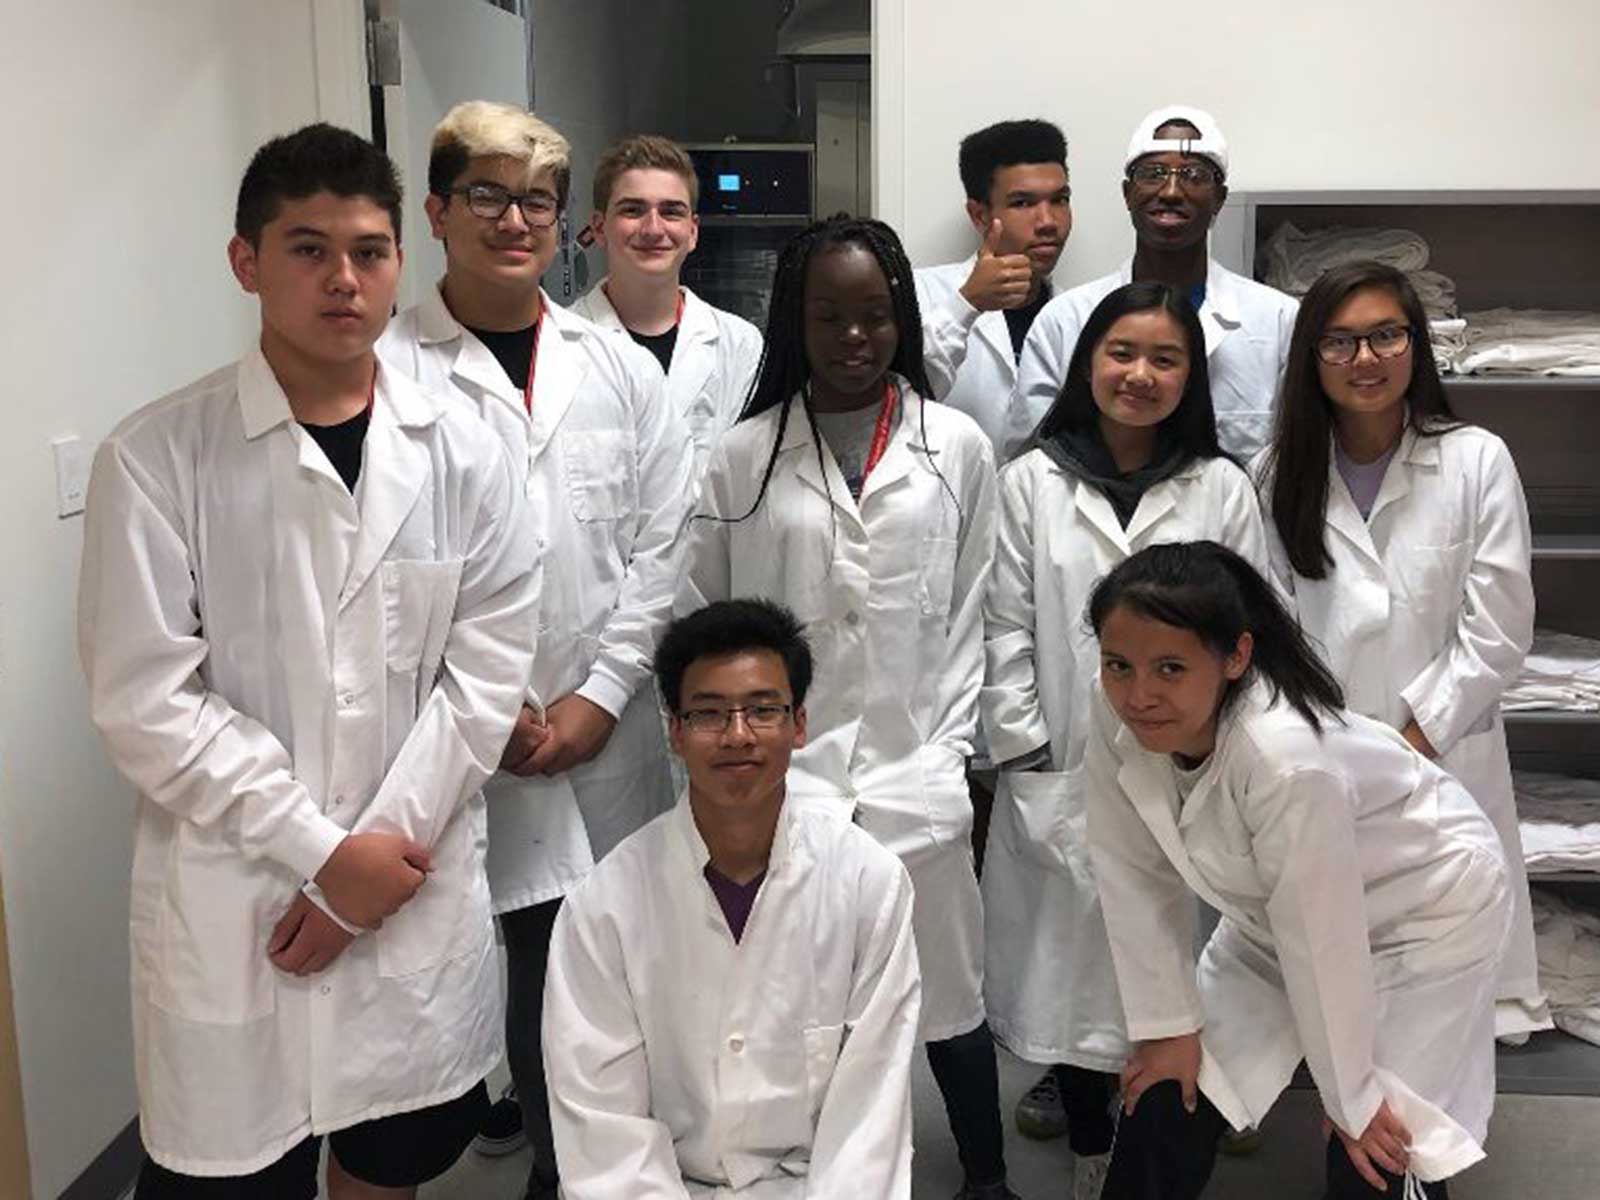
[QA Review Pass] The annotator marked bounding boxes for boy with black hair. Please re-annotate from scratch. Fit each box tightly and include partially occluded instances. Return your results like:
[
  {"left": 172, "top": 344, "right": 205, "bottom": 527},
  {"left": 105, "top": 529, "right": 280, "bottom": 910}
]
[
  {"left": 573, "top": 134, "right": 763, "bottom": 485},
  {"left": 379, "top": 101, "right": 693, "bottom": 1200},
  {"left": 544, "top": 599, "right": 921, "bottom": 1199},
  {"left": 917, "top": 118, "right": 1072, "bottom": 451},
  {"left": 80, "top": 122, "right": 539, "bottom": 1198}
]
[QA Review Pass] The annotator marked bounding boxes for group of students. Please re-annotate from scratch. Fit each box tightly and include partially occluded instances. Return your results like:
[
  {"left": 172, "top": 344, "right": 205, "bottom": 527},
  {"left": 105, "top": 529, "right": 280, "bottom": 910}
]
[{"left": 73, "top": 94, "right": 1542, "bottom": 1200}]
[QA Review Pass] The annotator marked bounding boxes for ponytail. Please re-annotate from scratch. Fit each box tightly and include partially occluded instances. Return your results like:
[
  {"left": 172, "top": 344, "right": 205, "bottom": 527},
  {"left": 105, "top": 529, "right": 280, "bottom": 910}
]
[{"left": 1087, "top": 541, "right": 1344, "bottom": 732}]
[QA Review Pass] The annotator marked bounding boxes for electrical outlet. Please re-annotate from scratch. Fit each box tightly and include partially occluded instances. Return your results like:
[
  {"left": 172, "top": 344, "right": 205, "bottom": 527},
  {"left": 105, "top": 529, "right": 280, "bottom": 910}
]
[{"left": 51, "top": 435, "right": 92, "bottom": 518}]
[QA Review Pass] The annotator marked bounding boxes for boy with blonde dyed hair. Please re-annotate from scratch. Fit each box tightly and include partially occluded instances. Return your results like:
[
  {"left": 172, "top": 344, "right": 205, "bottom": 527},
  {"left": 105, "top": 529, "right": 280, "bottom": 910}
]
[
  {"left": 573, "top": 134, "right": 762, "bottom": 483},
  {"left": 380, "top": 102, "right": 694, "bottom": 1200}
]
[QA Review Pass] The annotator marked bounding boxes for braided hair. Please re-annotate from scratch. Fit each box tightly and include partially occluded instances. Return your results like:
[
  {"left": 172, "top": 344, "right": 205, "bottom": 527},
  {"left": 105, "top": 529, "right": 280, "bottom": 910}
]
[{"left": 723, "top": 213, "right": 950, "bottom": 527}]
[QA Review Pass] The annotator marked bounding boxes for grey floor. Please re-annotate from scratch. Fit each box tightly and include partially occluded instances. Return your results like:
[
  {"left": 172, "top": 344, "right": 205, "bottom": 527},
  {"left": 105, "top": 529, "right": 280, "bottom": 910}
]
[{"left": 407, "top": 1048, "right": 1600, "bottom": 1200}]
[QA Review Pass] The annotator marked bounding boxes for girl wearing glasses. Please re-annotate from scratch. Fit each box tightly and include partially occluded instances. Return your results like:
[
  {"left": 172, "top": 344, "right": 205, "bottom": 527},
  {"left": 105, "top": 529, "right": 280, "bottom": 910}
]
[
  {"left": 981, "top": 282, "right": 1266, "bottom": 1199},
  {"left": 1257, "top": 260, "right": 1545, "bottom": 1042},
  {"left": 678, "top": 215, "right": 1015, "bottom": 1200}
]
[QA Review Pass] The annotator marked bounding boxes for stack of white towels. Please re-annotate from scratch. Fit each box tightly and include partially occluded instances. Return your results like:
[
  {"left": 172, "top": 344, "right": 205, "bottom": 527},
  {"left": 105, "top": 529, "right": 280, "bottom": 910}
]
[
  {"left": 1454, "top": 308, "right": 1600, "bottom": 377},
  {"left": 1532, "top": 891, "right": 1600, "bottom": 1047},
  {"left": 1258, "top": 221, "right": 1600, "bottom": 376},
  {"left": 1503, "top": 630, "right": 1600, "bottom": 713},
  {"left": 1516, "top": 771, "right": 1600, "bottom": 876},
  {"left": 1258, "top": 222, "right": 1462, "bottom": 371}
]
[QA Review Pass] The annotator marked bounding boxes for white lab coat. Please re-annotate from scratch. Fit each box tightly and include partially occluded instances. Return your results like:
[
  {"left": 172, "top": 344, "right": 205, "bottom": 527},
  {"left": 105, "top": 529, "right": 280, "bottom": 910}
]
[
  {"left": 543, "top": 794, "right": 920, "bottom": 1199},
  {"left": 573, "top": 280, "right": 763, "bottom": 483},
  {"left": 1087, "top": 681, "right": 1511, "bottom": 1182},
  {"left": 916, "top": 258, "right": 1025, "bottom": 453},
  {"left": 980, "top": 451, "right": 1267, "bottom": 1068},
  {"left": 78, "top": 352, "right": 538, "bottom": 1175},
  {"left": 679, "top": 383, "right": 997, "bottom": 1039},
  {"left": 1007, "top": 259, "right": 1297, "bottom": 459},
  {"left": 381, "top": 287, "right": 694, "bottom": 911},
  {"left": 1258, "top": 424, "right": 1546, "bottom": 1032}
]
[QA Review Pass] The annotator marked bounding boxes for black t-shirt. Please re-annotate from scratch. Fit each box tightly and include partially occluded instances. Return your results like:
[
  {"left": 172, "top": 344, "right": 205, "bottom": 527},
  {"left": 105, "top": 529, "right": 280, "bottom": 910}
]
[
  {"left": 1004, "top": 283, "right": 1054, "bottom": 361},
  {"left": 629, "top": 325, "right": 679, "bottom": 374},
  {"left": 467, "top": 322, "right": 541, "bottom": 391},
  {"left": 301, "top": 407, "right": 370, "bottom": 493}
]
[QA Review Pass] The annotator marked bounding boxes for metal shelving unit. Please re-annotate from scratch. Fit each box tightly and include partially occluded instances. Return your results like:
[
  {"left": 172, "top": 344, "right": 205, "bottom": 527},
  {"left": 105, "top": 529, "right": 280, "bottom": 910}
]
[{"left": 1232, "top": 187, "right": 1600, "bottom": 1096}]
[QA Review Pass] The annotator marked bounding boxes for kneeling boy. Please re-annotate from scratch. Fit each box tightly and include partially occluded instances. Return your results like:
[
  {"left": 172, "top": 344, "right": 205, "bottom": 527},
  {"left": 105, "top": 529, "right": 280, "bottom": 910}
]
[{"left": 543, "top": 600, "right": 920, "bottom": 1197}]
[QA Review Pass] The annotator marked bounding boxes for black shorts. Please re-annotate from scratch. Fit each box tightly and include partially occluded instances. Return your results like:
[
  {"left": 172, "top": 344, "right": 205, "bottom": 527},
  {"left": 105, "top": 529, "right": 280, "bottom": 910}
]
[{"left": 133, "top": 1080, "right": 490, "bottom": 1199}]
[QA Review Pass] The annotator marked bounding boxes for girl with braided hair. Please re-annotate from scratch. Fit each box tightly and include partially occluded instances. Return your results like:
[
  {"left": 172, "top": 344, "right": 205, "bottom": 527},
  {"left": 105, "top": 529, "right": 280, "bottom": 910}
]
[{"left": 678, "top": 214, "right": 1015, "bottom": 1199}]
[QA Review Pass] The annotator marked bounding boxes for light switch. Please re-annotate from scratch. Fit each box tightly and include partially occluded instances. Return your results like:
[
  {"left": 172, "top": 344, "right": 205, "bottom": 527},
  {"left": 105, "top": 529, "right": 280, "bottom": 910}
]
[{"left": 51, "top": 435, "right": 92, "bottom": 518}]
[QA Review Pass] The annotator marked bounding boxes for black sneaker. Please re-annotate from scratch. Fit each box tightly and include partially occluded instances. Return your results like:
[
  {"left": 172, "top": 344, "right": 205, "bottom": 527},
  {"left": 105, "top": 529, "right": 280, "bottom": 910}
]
[
  {"left": 472, "top": 1084, "right": 527, "bottom": 1157},
  {"left": 1014, "top": 1069, "right": 1069, "bottom": 1140}
]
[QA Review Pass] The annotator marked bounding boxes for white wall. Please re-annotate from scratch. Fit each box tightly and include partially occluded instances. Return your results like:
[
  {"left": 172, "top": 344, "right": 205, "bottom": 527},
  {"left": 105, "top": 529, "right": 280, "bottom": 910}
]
[
  {"left": 0, "top": 3, "right": 365, "bottom": 1194},
  {"left": 875, "top": 0, "right": 1600, "bottom": 285}
]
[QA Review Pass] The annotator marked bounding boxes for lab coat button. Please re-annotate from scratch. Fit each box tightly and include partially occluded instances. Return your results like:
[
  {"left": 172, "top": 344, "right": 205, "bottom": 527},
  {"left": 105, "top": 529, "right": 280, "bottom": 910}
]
[
  {"left": 339, "top": 692, "right": 354, "bottom": 708},
  {"left": 320, "top": 985, "right": 331, "bottom": 996},
  {"left": 845, "top": 610, "right": 860, "bottom": 626},
  {"left": 728, "top": 1034, "right": 745, "bottom": 1053}
]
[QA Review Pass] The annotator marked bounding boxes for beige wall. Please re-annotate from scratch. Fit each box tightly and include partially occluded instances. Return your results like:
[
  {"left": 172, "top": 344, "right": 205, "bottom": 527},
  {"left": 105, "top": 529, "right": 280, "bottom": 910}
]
[{"left": 0, "top": 864, "right": 30, "bottom": 1200}]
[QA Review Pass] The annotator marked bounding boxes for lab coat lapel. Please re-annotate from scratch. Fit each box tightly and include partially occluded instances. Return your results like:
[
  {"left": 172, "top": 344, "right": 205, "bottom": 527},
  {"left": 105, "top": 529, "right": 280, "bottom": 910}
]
[
  {"left": 526, "top": 303, "right": 586, "bottom": 464},
  {"left": 670, "top": 289, "right": 720, "bottom": 394},
  {"left": 1124, "top": 471, "right": 1184, "bottom": 546},
  {"left": 1323, "top": 452, "right": 1385, "bottom": 571},
  {"left": 340, "top": 368, "right": 432, "bottom": 609},
  {"left": 785, "top": 397, "right": 866, "bottom": 529},
  {"left": 972, "top": 309, "right": 1016, "bottom": 381},
  {"left": 857, "top": 383, "right": 921, "bottom": 506},
  {"left": 1366, "top": 427, "right": 1428, "bottom": 526},
  {"left": 1114, "top": 724, "right": 1232, "bottom": 910},
  {"left": 1199, "top": 260, "right": 1243, "bottom": 358},
  {"left": 1074, "top": 478, "right": 1132, "bottom": 557}
]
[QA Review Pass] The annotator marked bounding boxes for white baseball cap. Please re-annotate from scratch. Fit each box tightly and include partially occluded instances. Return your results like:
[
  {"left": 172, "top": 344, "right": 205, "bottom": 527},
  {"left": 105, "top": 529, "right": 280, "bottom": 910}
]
[{"left": 1124, "top": 106, "right": 1228, "bottom": 178}]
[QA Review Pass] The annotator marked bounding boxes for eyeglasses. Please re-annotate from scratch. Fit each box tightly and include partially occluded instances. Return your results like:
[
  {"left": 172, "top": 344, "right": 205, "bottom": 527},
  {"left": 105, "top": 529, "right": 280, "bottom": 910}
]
[
  {"left": 1126, "top": 162, "right": 1221, "bottom": 191},
  {"left": 449, "top": 183, "right": 559, "bottom": 227},
  {"left": 1316, "top": 325, "right": 1413, "bottom": 365},
  {"left": 677, "top": 704, "right": 793, "bottom": 734}
]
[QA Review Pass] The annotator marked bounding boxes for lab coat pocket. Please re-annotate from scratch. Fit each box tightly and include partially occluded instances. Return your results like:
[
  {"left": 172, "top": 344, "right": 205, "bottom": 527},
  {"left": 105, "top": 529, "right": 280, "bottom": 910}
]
[
  {"left": 151, "top": 824, "right": 281, "bottom": 1024},
  {"left": 802, "top": 1022, "right": 846, "bottom": 1125},
  {"left": 1395, "top": 540, "right": 1468, "bottom": 615},
  {"left": 376, "top": 796, "right": 491, "bottom": 978},
  {"left": 918, "top": 536, "right": 959, "bottom": 619},
  {"left": 382, "top": 559, "right": 464, "bottom": 727},
  {"left": 564, "top": 430, "right": 632, "bottom": 522},
  {"left": 1005, "top": 768, "right": 1088, "bottom": 875}
]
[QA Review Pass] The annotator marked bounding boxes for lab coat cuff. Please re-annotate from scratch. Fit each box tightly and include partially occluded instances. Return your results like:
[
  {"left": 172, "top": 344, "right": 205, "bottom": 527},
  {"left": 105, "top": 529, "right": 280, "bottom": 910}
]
[
  {"left": 269, "top": 811, "right": 349, "bottom": 884},
  {"left": 1125, "top": 1011, "right": 1206, "bottom": 1042},
  {"left": 985, "top": 722, "right": 1051, "bottom": 767},
  {"left": 1399, "top": 675, "right": 1460, "bottom": 756},
  {"left": 302, "top": 883, "right": 364, "bottom": 936},
  {"left": 1331, "top": 1074, "right": 1386, "bottom": 1141},
  {"left": 575, "top": 672, "right": 632, "bottom": 722},
  {"left": 947, "top": 291, "right": 982, "bottom": 329}
]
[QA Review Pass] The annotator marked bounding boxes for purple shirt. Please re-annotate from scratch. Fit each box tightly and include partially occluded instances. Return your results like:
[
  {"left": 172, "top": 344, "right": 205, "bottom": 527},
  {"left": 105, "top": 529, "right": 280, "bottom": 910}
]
[
  {"left": 1335, "top": 439, "right": 1400, "bottom": 520},
  {"left": 703, "top": 864, "right": 766, "bottom": 944}
]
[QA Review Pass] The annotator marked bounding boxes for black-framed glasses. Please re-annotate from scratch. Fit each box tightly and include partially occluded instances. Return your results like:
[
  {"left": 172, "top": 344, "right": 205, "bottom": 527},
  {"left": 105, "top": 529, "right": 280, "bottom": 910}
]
[
  {"left": 1126, "top": 162, "right": 1222, "bottom": 191},
  {"left": 1316, "top": 325, "right": 1413, "bottom": 366},
  {"left": 677, "top": 703, "right": 793, "bottom": 734},
  {"left": 449, "top": 183, "right": 559, "bottom": 227}
]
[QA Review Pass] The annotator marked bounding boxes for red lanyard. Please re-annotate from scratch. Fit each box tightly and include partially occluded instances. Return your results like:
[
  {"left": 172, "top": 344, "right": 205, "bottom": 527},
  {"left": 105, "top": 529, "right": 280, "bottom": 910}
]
[
  {"left": 861, "top": 378, "right": 898, "bottom": 483},
  {"left": 522, "top": 300, "right": 546, "bottom": 416}
]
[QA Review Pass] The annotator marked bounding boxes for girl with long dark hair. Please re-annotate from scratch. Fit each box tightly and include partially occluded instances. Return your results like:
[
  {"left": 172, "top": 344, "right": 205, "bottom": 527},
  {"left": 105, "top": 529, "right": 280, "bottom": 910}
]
[
  {"left": 1084, "top": 541, "right": 1510, "bottom": 1200},
  {"left": 981, "top": 282, "right": 1266, "bottom": 1198},
  {"left": 1257, "top": 260, "right": 1545, "bottom": 1040},
  {"left": 677, "top": 215, "right": 1014, "bottom": 1199}
]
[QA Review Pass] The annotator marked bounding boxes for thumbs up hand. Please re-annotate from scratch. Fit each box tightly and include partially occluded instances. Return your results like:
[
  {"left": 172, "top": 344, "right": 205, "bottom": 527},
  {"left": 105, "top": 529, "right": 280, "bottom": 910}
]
[{"left": 959, "top": 219, "right": 1035, "bottom": 312}]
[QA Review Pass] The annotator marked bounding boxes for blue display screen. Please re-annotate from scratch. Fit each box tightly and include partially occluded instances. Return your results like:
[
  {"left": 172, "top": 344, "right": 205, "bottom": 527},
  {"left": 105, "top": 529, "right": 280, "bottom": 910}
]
[{"left": 718, "top": 173, "right": 741, "bottom": 192}]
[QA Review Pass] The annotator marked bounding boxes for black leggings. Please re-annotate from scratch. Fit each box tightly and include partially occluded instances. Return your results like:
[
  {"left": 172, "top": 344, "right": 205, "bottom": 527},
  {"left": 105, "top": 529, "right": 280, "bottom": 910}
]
[
  {"left": 926, "top": 1021, "right": 1007, "bottom": 1186},
  {"left": 1054, "top": 1063, "right": 1120, "bottom": 1157},
  {"left": 1100, "top": 1081, "right": 1448, "bottom": 1200},
  {"left": 502, "top": 897, "right": 564, "bottom": 1189}
]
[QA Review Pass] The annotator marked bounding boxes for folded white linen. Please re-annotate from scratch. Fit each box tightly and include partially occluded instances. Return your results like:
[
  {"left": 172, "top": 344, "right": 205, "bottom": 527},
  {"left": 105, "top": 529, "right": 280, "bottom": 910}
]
[
  {"left": 1456, "top": 308, "right": 1600, "bottom": 376},
  {"left": 1531, "top": 892, "right": 1600, "bottom": 1047},
  {"left": 1516, "top": 772, "right": 1600, "bottom": 874}
]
